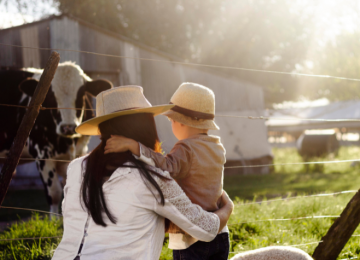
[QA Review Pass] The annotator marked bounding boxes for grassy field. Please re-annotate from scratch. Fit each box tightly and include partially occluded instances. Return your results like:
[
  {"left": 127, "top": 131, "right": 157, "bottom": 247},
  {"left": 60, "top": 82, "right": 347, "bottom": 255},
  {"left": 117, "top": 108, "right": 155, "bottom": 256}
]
[
  {"left": 0, "top": 214, "right": 62, "bottom": 260},
  {"left": 225, "top": 146, "right": 360, "bottom": 200},
  {"left": 1, "top": 146, "right": 360, "bottom": 259}
]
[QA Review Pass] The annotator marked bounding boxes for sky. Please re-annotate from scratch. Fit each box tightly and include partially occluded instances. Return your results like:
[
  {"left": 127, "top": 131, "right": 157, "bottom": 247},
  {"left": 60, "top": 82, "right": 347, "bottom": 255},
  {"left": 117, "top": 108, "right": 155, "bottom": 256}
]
[
  {"left": 0, "top": 0, "right": 59, "bottom": 29},
  {"left": 1, "top": 0, "right": 359, "bottom": 36}
]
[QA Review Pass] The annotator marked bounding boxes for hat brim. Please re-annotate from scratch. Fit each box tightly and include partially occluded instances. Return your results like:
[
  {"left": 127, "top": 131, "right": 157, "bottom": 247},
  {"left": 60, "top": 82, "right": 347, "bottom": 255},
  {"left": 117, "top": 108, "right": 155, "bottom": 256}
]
[
  {"left": 76, "top": 104, "right": 174, "bottom": 135},
  {"left": 162, "top": 110, "right": 220, "bottom": 130}
]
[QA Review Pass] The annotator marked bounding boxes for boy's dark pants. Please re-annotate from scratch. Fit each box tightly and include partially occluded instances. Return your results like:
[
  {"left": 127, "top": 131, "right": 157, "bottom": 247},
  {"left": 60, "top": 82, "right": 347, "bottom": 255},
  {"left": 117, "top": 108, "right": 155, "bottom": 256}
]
[{"left": 173, "top": 233, "right": 229, "bottom": 260}]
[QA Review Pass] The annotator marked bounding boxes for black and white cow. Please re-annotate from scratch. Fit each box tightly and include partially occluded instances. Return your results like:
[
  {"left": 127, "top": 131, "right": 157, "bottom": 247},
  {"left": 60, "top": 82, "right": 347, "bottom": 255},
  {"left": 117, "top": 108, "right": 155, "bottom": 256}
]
[{"left": 0, "top": 62, "right": 112, "bottom": 213}]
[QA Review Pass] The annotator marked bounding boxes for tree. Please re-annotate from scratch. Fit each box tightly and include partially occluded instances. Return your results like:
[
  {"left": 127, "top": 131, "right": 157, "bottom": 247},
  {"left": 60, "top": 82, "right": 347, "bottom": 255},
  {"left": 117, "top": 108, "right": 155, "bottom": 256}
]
[
  {"left": 56, "top": 0, "right": 317, "bottom": 105},
  {"left": 3, "top": 0, "right": 360, "bottom": 106}
]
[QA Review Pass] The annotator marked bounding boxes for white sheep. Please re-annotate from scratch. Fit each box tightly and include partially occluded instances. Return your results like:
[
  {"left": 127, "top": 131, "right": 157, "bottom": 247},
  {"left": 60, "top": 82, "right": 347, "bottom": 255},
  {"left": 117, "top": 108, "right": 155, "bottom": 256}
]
[{"left": 230, "top": 246, "right": 313, "bottom": 260}]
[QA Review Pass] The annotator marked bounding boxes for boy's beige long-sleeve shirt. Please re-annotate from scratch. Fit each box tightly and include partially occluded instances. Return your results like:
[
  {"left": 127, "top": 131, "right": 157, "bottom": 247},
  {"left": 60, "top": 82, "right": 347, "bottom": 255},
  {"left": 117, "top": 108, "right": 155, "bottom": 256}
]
[{"left": 139, "top": 134, "right": 226, "bottom": 213}]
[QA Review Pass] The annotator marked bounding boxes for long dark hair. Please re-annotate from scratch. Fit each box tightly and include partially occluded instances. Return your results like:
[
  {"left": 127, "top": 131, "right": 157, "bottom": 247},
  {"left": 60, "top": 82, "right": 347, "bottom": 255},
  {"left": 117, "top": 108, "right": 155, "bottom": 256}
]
[{"left": 81, "top": 113, "right": 167, "bottom": 227}]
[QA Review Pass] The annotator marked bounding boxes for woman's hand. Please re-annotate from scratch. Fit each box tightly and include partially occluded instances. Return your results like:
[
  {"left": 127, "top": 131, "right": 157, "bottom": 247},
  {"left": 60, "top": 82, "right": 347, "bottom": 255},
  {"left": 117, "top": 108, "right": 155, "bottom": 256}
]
[
  {"left": 214, "top": 190, "right": 234, "bottom": 233},
  {"left": 104, "top": 135, "right": 140, "bottom": 156}
]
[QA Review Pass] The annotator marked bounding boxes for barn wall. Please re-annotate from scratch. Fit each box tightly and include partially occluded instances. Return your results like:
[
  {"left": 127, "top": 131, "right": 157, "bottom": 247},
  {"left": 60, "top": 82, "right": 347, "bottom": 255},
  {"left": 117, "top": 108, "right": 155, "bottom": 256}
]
[
  {"left": 0, "top": 20, "right": 51, "bottom": 69},
  {"left": 155, "top": 109, "right": 271, "bottom": 160},
  {"left": 20, "top": 25, "right": 41, "bottom": 68},
  {"left": 0, "top": 15, "right": 271, "bottom": 162},
  {"left": 209, "top": 110, "right": 272, "bottom": 160},
  {"left": 180, "top": 66, "right": 264, "bottom": 112},
  {"left": 120, "top": 42, "right": 142, "bottom": 85},
  {"left": 50, "top": 17, "right": 80, "bottom": 64},
  {"left": 50, "top": 16, "right": 124, "bottom": 86},
  {"left": 78, "top": 23, "right": 122, "bottom": 73},
  {"left": 85, "top": 71, "right": 120, "bottom": 87},
  {"left": 0, "top": 29, "right": 23, "bottom": 67},
  {"left": 126, "top": 48, "right": 264, "bottom": 112},
  {"left": 130, "top": 48, "right": 269, "bottom": 159}
]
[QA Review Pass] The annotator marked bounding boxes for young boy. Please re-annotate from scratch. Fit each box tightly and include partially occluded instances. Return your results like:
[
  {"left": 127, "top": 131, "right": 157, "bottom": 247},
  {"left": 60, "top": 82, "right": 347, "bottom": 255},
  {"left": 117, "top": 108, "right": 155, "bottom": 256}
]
[{"left": 104, "top": 82, "right": 229, "bottom": 259}]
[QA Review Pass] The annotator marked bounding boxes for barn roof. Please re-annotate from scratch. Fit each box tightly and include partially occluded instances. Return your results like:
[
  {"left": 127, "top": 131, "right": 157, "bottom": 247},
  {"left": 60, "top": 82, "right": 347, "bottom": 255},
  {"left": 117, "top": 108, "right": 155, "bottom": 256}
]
[
  {"left": 267, "top": 99, "right": 360, "bottom": 132},
  {"left": 0, "top": 14, "right": 253, "bottom": 83},
  {"left": 0, "top": 14, "right": 182, "bottom": 63}
]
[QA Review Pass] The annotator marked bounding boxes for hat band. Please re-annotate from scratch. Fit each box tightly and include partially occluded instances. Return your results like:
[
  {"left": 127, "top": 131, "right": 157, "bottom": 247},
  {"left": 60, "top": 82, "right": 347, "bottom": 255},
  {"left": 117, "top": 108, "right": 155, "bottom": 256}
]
[
  {"left": 112, "top": 107, "right": 141, "bottom": 113},
  {"left": 169, "top": 102, "right": 214, "bottom": 120}
]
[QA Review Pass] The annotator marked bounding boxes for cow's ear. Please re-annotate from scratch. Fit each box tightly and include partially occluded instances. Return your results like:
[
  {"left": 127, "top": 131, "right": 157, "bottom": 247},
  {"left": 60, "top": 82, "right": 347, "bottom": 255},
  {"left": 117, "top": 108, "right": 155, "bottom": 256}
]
[
  {"left": 85, "top": 79, "right": 113, "bottom": 96},
  {"left": 19, "top": 78, "right": 38, "bottom": 96}
]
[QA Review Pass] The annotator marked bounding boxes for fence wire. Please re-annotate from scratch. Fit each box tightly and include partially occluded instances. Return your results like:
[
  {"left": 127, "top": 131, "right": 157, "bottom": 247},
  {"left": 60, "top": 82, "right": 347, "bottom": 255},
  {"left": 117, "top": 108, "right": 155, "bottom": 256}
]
[
  {"left": 2, "top": 43, "right": 360, "bottom": 83},
  {"left": 0, "top": 207, "right": 343, "bottom": 225},
  {"left": 225, "top": 159, "right": 360, "bottom": 169},
  {"left": 0, "top": 206, "right": 62, "bottom": 217},
  {"left": 240, "top": 190, "right": 357, "bottom": 206},
  {"left": 230, "top": 234, "right": 360, "bottom": 256},
  {"left": 228, "top": 215, "right": 339, "bottom": 227},
  {"left": 0, "top": 236, "right": 62, "bottom": 241},
  {"left": 1, "top": 41, "right": 360, "bottom": 255},
  {"left": 0, "top": 103, "right": 94, "bottom": 111},
  {"left": 4, "top": 157, "right": 360, "bottom": 171},
  {"left": 2, "top": 102, "right": 360, "bottom": 122},
  {"left": 2, "top": 156, "right": 360, "bottom": 169}
]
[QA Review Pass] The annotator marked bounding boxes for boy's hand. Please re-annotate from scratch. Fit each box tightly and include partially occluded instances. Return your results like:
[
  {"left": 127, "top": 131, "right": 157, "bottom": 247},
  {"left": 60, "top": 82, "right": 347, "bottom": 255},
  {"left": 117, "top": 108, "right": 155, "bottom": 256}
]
[{"left": 104, "top": 135, "right": 140, "bottom": 156}]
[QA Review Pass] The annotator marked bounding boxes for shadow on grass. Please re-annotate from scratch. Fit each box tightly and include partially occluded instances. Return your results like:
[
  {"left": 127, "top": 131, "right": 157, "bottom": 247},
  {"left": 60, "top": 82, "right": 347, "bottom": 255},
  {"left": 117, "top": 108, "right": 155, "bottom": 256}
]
[
  {"left": 0, "top": 190, "right": 49, "bottom": 222},
  {"left": 224, "top": 170, "right": 358, "bottom": 201}
]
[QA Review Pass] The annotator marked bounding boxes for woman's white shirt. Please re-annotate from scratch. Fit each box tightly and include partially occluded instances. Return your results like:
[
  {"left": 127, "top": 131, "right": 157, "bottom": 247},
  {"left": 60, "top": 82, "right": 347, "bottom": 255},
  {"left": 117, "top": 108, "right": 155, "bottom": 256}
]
[{"left": 52, "top": 156, "right": 220, "bottom": 260}]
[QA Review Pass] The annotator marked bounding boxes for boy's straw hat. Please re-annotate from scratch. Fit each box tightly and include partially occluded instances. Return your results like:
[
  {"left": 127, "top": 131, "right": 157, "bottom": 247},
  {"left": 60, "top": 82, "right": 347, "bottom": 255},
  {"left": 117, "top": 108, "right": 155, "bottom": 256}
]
[
  {"left": 163, "top": 82, "right": 219, "bottom": 130},
  {"left": 76, "top": 86, "right": 174, "bottom": 135}
]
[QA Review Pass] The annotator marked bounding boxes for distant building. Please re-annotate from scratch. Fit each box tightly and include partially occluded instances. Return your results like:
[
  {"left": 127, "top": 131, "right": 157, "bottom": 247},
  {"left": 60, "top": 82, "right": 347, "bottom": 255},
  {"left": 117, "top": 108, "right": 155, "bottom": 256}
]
[
  {"left": 267, "top": 100, "right": 360, "bottom": 147},
  {"left": 0, "top": 14, "right": 272, "bottom": 184}
]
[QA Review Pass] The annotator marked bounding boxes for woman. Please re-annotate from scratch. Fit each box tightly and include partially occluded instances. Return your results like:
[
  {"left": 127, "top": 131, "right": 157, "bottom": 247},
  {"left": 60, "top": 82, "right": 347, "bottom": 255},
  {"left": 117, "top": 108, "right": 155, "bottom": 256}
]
[{"left": 52, "top": 86, "right": 233, "bottom": 260}]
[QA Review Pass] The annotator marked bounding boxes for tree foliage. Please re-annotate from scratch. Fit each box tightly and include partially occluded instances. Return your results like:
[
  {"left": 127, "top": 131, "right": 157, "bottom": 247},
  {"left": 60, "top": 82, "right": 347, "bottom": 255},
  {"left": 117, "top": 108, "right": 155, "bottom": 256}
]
[{"left": 3, "top": 0, "right": 360, "bottom": 105}]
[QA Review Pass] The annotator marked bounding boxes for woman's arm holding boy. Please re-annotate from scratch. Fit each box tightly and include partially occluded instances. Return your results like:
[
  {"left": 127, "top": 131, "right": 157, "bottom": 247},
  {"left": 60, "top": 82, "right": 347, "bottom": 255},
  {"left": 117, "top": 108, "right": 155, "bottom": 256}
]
[
  {"left": 104, "top": 135, "right": 192, "bottom": 179},
  {"left": 149, "top": 166, "right": 234, "bottom": 241}
]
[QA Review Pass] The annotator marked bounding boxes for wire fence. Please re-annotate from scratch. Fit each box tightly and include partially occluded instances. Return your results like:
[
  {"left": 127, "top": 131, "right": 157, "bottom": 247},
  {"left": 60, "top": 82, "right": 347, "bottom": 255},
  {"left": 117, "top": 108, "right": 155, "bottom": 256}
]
[
  {"left": 2, "top": 156, "right": 360, "bottom": 169},
  {"left": 2, "top": 102, "right": 360, "bottom": 122},
  {"left": 0, "top": 189, "right": 355, "bottom": 218},
  {"left": 1, "top": 40, "right": 360, "bottom": 256},
  {"left": 240, "top": 190, "right": 357, "bottom": 206},
  {"left": 230, "top": 236, "right": 360, "bottom": 256},
  {"left": 2, "top": 43, "right": 360, "bottom": 83},
  {"left": 228, "top": 215, "right": 339, "bottom": 227},
  {"left": 0, "top": 205, "right": 348, "bottom": 244},
  {"left": 0, "top": 205, "right": 346, "bottom": 224},
  {"left": 0, "top": 206, "right": 62, "bottom": 217},
  {"left": 0, "top": 103, "right": 94, "bottom": 111},
  {"left": 0, "top": 236, "right": 62, "bottom": 241}
]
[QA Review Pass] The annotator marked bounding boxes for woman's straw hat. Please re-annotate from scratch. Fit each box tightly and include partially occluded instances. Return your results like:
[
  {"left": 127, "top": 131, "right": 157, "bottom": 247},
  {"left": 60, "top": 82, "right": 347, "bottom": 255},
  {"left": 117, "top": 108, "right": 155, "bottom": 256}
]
[
  {"left": 163, "top": 82, "right": 219, "bottom": 130},
  {"left": 76, "top": 86, "right": 174, "bottom": 135}
]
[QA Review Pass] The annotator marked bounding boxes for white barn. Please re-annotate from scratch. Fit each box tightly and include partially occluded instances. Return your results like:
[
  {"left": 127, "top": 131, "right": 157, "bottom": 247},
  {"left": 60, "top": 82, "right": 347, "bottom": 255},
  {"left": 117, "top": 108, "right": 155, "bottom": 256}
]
[{"left": 0, "top": 14, "right": 272, "bottom": 181}]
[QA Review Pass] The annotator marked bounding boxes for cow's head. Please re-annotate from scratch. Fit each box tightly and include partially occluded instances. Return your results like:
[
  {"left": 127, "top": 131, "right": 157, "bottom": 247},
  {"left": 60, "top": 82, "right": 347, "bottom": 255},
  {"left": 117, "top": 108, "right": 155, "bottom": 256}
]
[{"left": 19, "top": 62, "right": 113, "bottom": 138}]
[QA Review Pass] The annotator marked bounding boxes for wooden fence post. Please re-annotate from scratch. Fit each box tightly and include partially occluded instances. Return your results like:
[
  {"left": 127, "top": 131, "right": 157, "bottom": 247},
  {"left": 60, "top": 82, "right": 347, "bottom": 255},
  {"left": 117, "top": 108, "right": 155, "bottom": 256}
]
[
  {"left": 0, "top": 51, "right": 60, "bottom": 206},
  {"left": 312, "top": 189, "right": 360, "bottom": 259}
]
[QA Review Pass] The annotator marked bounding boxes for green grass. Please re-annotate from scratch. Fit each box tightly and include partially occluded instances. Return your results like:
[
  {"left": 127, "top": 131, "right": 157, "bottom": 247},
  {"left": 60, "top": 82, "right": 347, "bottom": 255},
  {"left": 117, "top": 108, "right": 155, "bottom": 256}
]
[
  {"left": 225, "top": 146, "right": 360, "bottom": 200},
  {"left": 159, "top": 192, "right": 360, "bottom": 259},
  {"left": 0, "top": 214, "right": 62, "bottom": 260},
  {"left": 226, "top": 194, "right": 360, "bottom": 259},
  {"left": 1, "top": 146, "right": 360, "bottom": 259},
  {"left": 3, "top": 194, "right": 359, "bottom": 260}
]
